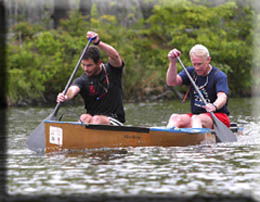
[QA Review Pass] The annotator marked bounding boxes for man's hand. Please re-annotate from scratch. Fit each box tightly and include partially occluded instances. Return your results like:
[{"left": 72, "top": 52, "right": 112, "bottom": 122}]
[
  {"left": 168, "top": 48, "right": 181, "bottom": 63},
  {"left": 56, "top": 93, "right": 68, "bottom": 103},
  {"left": 86, "top": 31, "right": 99, "bottom": 44},
  {"left": 203, "top": 103, "right": 217, "bottom": 112}
]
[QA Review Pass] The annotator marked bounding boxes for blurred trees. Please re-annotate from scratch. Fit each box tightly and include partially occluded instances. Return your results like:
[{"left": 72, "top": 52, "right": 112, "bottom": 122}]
[{"left": 6, "top": 0, "right": 257, "bottom": 105}]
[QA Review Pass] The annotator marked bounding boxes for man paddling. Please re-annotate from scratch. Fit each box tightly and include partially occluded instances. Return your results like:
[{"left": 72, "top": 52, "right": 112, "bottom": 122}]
[
  {"left": 166, "top": 44, "right": 230, "bottom": 129},
  {"left": 57, "top": 31, "right": 125, "bottom": 125}
]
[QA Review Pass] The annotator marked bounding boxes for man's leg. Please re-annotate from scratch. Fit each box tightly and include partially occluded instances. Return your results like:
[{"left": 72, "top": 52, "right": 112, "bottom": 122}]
[
  {"left": 191, "top": 114, "right": 213, "bottom": 128},
  {"left": 167, "top": 114, "right": 192, "bottom": 128},
  {"left": 90, "top": 115, "right": 110, "bottom": 125},
  {"left": 80, "top": 114, "right": 94, "bottom": 124}
]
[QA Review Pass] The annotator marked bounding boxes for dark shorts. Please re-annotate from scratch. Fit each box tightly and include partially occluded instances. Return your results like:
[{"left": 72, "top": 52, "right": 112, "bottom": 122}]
[{"left": 187, "top": 113, "right": 230, "bottom": 128}]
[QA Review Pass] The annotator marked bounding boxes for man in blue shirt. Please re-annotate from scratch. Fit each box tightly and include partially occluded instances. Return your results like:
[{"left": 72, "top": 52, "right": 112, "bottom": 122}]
[{"left": 166, "top": 44, "right": 230, "bottom": 129}]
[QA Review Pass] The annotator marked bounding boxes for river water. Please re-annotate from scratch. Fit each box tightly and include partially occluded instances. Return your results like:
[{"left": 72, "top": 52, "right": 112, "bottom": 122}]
[{"left": 3, "top": 98, "right": 260, "bottom": 200}]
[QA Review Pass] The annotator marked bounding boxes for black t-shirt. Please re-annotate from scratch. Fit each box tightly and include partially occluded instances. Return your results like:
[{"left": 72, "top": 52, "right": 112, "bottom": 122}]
[{"left": 72, "top": 62, "right": 125, "bottom": 123}]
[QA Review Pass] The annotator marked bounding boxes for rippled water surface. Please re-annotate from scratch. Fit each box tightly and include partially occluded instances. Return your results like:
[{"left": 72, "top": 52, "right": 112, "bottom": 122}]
[{"left": 5, "top": 98, "right": 260, "bottom": 199}]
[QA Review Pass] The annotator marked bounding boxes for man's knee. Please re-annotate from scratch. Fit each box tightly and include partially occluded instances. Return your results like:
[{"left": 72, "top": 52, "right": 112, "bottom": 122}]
[
  {"left": 169, "top": 114, "right": 179, "bottom": 121},
  {"left": 168, "top": 114, "right": 187, "bottom": 128},
  {"left": 80, "top": 114, "right": 92, "bottom": 123},
  {"left": 91, "top": 115, "right": 110, "bottom": 125},
  {"left": 91, "top": 115, "right": 101, "bottom": 124},
  {"left": 191, "top": 114, "right": 199, "bottom": 122},
  {"left": 191, "top": 114, "right": 213, "bottom": 128}
]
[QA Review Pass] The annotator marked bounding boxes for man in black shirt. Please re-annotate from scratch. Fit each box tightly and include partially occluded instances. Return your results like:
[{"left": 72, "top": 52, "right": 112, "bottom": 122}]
[{"left": 57, "top": 31, "right": 125, "bottom": 125}]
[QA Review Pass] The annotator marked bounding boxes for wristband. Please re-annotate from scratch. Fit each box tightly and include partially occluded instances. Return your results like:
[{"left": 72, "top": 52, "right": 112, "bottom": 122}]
[
  {"left": 94, "top": 39, "right": 100, "bottom": 46},
  {"left": 212, "top": 103, "right": 218, "bottom": 111}
]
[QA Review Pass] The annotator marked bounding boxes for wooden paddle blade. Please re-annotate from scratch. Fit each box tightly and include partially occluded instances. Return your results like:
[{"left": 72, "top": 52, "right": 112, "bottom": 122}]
[
  {"left": 212, "top": 114, "right": 237, "bottom": 143},
  {"left": 26, "top": 112, "right": 56, "bottom": 152}
]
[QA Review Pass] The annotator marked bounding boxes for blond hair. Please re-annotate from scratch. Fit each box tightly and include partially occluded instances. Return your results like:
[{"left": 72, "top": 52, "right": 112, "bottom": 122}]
[{"left": 189, "top": 44, "right": 210, "bottom": 59}]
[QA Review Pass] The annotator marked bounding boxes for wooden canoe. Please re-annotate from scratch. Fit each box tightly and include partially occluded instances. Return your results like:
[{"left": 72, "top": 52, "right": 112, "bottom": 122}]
[{"left": 44, "top": 120, "right": 242, "bottom": 153}]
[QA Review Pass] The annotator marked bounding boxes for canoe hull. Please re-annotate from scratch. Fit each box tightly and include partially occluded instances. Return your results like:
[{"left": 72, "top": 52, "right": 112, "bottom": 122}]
[{"left": 45, "top": 121, "right": 217, "bottom": 153}]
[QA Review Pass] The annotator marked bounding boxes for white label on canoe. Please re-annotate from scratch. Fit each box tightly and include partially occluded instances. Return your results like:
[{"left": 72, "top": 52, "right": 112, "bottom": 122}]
[{"left": 49, "top": 126, "right": 63, "bottom": 146}]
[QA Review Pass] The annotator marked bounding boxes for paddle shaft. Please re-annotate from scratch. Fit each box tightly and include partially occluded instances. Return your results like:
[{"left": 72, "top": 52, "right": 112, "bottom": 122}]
[{"left": 51, "top": 38, "right": 94, "bottom": 119}]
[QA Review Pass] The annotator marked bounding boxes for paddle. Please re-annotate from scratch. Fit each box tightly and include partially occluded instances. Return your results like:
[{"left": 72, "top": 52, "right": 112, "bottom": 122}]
[
  {"left": 27, "top": 37, "right": 95, "bottom": 152},
  {"left": 177, "top": 57, "right": 237, "bottom": 143}
]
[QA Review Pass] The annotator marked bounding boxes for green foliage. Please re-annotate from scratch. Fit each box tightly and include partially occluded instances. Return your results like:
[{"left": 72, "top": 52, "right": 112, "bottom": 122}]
[
  {"left": 6, "top": 0, "right": 256, "bottom": 105},
  {"left": 143, "top": 0, "right": 253, "bottom": 96},
  {"left": 12, "top": 21, "right": 44, "bottom": 41}
]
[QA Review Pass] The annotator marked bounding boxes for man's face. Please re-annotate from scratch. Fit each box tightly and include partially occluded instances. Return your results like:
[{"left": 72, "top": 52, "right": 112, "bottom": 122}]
[
  {"left": 81, "top": 58, "right": 100, "bottom": 77},
  {"left": 190, "top": 55, "right": 211, "bottom": 76}
]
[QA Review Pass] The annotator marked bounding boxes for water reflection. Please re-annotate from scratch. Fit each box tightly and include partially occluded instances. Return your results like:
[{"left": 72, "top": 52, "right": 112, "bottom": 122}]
[{"left": 47, "top": 148, "right": 129, "bottom": 164}]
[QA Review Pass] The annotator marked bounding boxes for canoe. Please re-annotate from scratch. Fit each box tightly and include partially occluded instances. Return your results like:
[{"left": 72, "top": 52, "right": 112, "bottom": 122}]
[{"left": 44, "top": 120, "right": 242, "bottom": 153}]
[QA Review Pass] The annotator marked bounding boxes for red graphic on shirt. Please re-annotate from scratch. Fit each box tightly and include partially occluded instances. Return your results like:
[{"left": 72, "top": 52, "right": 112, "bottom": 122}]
[{"left": 89, "top": 85, "right": 97, "bottom": 96}]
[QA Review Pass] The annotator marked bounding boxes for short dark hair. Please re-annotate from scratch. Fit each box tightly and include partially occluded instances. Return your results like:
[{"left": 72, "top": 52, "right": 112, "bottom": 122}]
[{"left": 82, "top": 46, "right": 101, "bottom": 64}]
